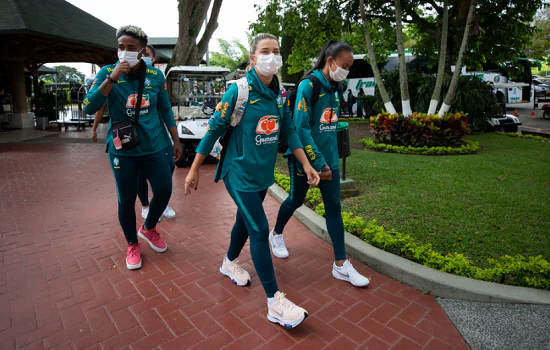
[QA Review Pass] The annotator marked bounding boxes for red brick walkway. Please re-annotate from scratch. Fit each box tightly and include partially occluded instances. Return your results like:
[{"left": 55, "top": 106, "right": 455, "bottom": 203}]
[{"left": 0, "top": 142, "right": 469, "bottom": 350}]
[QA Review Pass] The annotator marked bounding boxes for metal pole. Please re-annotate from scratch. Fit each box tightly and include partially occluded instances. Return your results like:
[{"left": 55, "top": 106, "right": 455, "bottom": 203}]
[
  {"left": 205, "top": 12, "right": 210, "bottom": 66},
  {"left": 342, "top": 157, "right": 347, "bottom": 181}
]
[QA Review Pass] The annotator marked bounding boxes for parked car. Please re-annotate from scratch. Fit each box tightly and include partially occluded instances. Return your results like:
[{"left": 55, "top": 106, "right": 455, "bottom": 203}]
[
  {"left": 533, "top": 78, "right": 550, "bottom": 97},
  {"left": 542, "top": 103, "right": 550, "bottom": 120}
]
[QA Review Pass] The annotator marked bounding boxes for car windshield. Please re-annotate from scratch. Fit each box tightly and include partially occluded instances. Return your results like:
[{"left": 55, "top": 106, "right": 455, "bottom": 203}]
[{"left": 172, "top": 73, "right": 225, "bottom": 108}]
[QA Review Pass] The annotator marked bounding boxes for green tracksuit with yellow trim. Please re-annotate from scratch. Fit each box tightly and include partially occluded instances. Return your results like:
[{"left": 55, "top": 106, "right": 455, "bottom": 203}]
[
  {"left": 83, "top": 62, "right": 176, "bottom": 243},
  {"left": 195, "top": 68, "right": 303, "bottom": 297},
  {"left": 275, "top": 68, "right": 346, "bottom": 261}
]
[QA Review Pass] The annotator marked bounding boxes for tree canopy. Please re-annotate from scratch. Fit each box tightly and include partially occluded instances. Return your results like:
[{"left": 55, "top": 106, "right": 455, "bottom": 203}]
[
  {"left": 251, "top": 0, "right": 543, "bottom": 79},
  {"left": 47, "top": 65, "right": 85, "bottom": 84},
  {"left": 526, "top": 7, "right": 550, "bottom": 61}
]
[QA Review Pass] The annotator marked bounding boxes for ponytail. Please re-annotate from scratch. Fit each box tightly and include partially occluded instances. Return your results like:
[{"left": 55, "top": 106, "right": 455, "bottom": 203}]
[{"left": 305, "top": 40, "right": 353, "bottom": 78}]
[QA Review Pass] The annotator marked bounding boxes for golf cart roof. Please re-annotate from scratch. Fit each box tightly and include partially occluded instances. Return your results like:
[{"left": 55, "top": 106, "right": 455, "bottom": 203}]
[{"left": 166, "top": 66, "right": 230, "bottom": 78}]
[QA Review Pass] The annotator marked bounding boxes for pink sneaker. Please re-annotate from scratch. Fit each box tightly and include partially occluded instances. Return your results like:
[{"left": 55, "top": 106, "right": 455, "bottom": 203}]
[
  {"left": 138, "top": 225, "right": 168, "bottom": 253},
  {"left": 126, "top": 243, "right": 142, "bottom": 270}
]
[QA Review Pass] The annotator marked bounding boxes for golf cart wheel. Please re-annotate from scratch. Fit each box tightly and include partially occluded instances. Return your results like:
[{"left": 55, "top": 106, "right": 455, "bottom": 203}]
[
  {"left": 543, "top": 110, "right": 550, "bottom": 120},
  {"left": 503, "top": 125, "right": 519, "bottom": 133},
  {"left": 175, "top": 144, "right": 189, "bottom": 168}
]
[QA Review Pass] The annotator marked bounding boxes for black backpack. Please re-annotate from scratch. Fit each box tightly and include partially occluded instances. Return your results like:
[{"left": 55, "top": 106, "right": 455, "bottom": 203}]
[{"left": 277, "top": 75, "right": 322, "bottom": 154}]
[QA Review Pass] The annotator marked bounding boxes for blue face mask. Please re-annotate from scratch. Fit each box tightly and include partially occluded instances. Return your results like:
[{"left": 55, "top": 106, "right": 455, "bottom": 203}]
[{"left": 143, "top": 57, "right": 153, "bottom": 66}]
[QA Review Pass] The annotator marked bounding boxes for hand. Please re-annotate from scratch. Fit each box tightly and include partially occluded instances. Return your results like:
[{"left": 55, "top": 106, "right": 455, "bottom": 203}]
[
  {"left": 173, "top": 142, "right": 182, "bottom": 162},
  {"left": 111, "top": 61, "right": 131, "bottom": 81},
  {"left": 320, "top": 167, "right": 332, "bottom": 181},
  {"left": 91, "top": 131, "right": 97, "bottom": 143},
  {"left": 185, "top": 168, "right": 199, "bottom": 195},
  {"left": 304, "top": 165, "right": 321, "bottom": 186}
]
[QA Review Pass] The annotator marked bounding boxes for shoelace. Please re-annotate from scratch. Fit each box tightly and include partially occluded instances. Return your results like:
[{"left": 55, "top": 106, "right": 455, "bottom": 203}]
[
  {"left": 147, "top": 228, "right": 161, "bottom": 242},
  {"left": 230, "top": 260, "right": 245, "bottom": 274},
  {"left": 343, "top": 260, "right": 362, "bottom": 278},
  {"left": 275, "top": 293, "right": 296, "bottom": 311},
  {"left": 272, "top": 234, "right": 285, "bottom": 249},
  {"left": 129, "top": 244, "right": 140, "bottom": 257}
]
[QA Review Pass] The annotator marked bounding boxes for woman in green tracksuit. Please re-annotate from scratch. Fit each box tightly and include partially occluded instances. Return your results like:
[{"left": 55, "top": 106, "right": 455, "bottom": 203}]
[
  {"left": 270, "top": 40, "right": 371, "bottom": 288},
  {"left": 136, "top": 44, "right": 177, "bottom": 222},
  {"left": 83, "top": 26, "right": 182, "bottom": 271},
  {"left": 185, "top": 34, "right": 320, "bottom": 329}
]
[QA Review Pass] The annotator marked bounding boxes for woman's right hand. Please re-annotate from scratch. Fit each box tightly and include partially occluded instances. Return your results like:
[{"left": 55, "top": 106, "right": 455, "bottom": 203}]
[
  {"left": 111, "top": 61, "right": 131, "bottom": 81},
  {"left": 91, "top": 131, "right": 97, "bottom": 143},
  {"left": 184, "top": 168, "right": 200, "bottom": 195},
  {"left": 319, "top": 165, "right": 332, "bottom": 180}
]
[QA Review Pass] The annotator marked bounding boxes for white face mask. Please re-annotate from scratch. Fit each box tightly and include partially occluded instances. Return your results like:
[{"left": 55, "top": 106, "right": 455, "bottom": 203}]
[
  {"left": 254, "top": 53, "right": 283, "bottom": 76},
  {"left": 329, "top": 60, "right": 349, "bottom": 82},
  {"left": 118, "top": 50, "right": 141, "bottom": 68}
]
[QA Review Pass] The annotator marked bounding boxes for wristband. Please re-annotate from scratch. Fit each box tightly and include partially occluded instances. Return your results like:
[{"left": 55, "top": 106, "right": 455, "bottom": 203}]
[
  {"left": 107, "top": 75, "right": 117, "bottom": 84},
  {"left": 320, "top": 165, "right": 330, "bottom": 173}
]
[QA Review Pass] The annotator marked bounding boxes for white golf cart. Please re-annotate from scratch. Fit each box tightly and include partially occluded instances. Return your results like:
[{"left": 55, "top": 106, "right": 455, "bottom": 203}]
[{"left": 165, "top": 66, "right": 230, "bottom": 167}]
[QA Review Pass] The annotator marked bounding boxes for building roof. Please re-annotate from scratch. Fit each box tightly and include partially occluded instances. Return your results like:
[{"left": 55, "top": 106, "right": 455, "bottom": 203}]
[
  {"left": 166, "top": 66, "right": 230, "bottom": 79},
  {"left": 149, "top": 37, "right": 178, "bottom": 46},
  {"left": 0, "top": 0, "right": 117, "bottom": 64},
  {"left": 0, "top": 0, "right": 117, "bottom": 50},
  {"left": 38, "top": 65, "right": 56, "bottom": 75}
]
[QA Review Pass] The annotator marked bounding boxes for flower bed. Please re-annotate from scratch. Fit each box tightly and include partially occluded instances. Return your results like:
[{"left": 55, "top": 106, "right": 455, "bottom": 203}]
[{"left": 370, "top": 112, "right": 470, "bottom": 148}]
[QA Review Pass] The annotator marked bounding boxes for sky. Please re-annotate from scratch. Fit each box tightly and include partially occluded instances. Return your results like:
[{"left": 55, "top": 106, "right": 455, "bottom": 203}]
[{"left": 53, "top": 0, "right": 267, "bottom": 77}]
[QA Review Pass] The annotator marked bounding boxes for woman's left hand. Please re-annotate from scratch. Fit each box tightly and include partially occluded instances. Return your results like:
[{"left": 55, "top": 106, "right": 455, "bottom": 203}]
[
  {"left": 304, "top": 165, "right": 320, "bottom": 186},
  {"left": 173, "top": 142, "right": 182, "bottom": 162}
]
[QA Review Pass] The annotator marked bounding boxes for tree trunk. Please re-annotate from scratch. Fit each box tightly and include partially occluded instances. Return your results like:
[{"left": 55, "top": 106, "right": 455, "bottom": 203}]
[
  {"left": 359, "top": 0, "right": 396, "bottom": 114},
  {"left": 439, "top": 0, "right": 477, "bottom": 117},
  {"left": 428, "top": 0, "right": 449, "bottom": 115},
  {"left": 170, "top": 0, "right": 223, "bottom": 69},
  {"left": 394, "top": 0, "right": 412, "bottom": 117}
]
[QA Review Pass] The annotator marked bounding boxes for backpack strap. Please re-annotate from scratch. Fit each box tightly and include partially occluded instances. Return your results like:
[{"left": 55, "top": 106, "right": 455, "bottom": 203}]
[
  {"left": 213, "top": 77, "right": 249, "bottom": 183},
  {"left": 230, "top": 77, "right": 249, "bottom": 127},
  {"left": 304, "top": 75, "right": 322, "bottom": 109}
]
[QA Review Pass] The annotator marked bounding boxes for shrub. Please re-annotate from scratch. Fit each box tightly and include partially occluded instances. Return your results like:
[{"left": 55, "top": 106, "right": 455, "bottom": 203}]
[
  {"left": 273, "top": 170, "right": 550, "bottom": 290},
  {"left": 359, "top": 95, "right": 382, "bottom": 118},
  {"left": 495, "top": 132, "right": 549, "bottom": 142},
  {"left": 374, "top": 70, "right": 500, "bottom": 131},
  {"left": 363, "top": 138, "right": 481, "bottom": 155},
  {"left": 369, "top": 112, "right": 470, "bottom": 148}
]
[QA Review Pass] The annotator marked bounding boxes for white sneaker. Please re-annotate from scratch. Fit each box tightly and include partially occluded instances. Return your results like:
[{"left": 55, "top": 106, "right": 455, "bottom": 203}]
[
  {"left": 141, "top": 207, "right": 161, "bottom": 222},
  {"left": 267, "top": 291, "right": 308, "bottom": 329},
  {"left": 219, "top": 257, "right": 251, "bottom": 286},
  {"left": 269, "top": 229, "right": 289, "bottom": 259},
  {"left": 162, "top": 205, "right": 176, "bottom": 219},
  {"left": 332, "top": 260, "right": 370, "bottom": 287}
]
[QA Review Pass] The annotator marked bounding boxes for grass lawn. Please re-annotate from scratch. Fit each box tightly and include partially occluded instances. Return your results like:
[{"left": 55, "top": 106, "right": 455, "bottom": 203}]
[{"left": 277, "top": 125, "right": 550, "bottom": 266}]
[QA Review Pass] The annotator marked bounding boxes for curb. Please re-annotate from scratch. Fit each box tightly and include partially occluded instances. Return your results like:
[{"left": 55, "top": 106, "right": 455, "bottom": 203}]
[{"left": 268, "top": 184, "right": 550, "bottom": 305}]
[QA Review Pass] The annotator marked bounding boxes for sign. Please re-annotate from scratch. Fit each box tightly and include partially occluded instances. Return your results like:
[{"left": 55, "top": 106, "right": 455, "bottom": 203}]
[
  {"left": 346, "top": 78, "right": 376, "bottom": 97},
  {"left": 507, "top": 87, "right": 523, "bottom": 104}
]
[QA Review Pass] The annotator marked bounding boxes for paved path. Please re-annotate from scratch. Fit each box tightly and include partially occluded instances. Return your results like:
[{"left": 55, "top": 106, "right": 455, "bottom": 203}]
[
  {"left": 440, "top": 300, "right": 550, "bottom": 350},
  {"left": 0, "top": 141, "right": 469, "bottom": 350}
]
